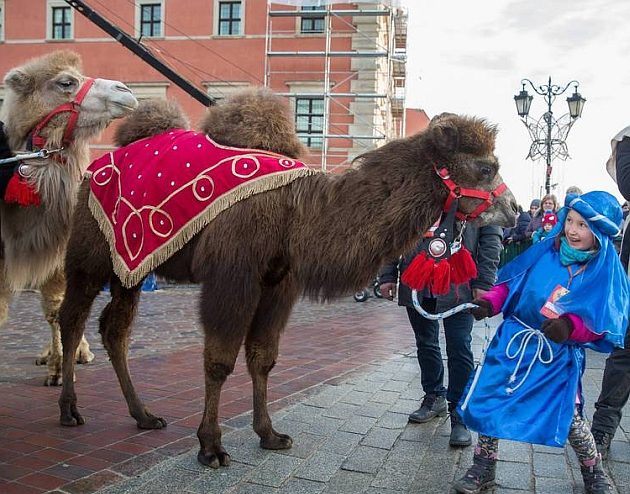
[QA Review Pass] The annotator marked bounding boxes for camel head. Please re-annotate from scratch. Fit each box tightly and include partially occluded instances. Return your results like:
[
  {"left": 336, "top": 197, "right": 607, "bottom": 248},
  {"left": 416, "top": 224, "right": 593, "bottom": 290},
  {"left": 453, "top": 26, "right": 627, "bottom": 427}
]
[
  {"left": 425, "top": 113, "right": 517, "bottom": 228},
  {"left": 199, "top": 87, "right": 307, "bottom": 159},
  {"left": 1, "top": 50, "right": 138, "bottom": 150}
]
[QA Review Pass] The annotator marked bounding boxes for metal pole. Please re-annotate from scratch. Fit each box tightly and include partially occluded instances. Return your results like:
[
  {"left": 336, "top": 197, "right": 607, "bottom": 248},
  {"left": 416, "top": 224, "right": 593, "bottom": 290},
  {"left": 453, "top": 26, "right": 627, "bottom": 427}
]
[{"left": 545, "top": 77, "right": 553, "bottom": 195}]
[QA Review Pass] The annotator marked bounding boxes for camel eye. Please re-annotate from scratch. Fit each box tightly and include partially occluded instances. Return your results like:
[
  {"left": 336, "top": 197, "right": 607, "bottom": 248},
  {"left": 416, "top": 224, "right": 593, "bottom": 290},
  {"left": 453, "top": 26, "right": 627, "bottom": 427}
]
[
  {"left": 57, "top": 79, "right": 77, "bottom": 90},
  {"left": 480, "top": 165, "right": 493, "bottom": 177}
]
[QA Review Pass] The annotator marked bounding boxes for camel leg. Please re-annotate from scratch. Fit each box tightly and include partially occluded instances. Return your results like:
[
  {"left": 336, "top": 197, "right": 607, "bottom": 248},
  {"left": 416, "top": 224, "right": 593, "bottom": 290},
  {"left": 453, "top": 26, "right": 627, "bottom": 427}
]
[
  {"left": 0, "top": 260, "right": 12, "bottom": 327},
  {"left": 36, "top": 269, "right": 94, "bottom": 374},
  {"left": 197, "top": 280, "right": 260, "bottom": 468},
  {"left": 246, "top": 277, "right": 298, "bottom": 450},
  {"left": 58, "top": 272, "right": 104, "bottom": 426},
  {"left": 99, "top": 278, "right": 166, "bottom": 429}
]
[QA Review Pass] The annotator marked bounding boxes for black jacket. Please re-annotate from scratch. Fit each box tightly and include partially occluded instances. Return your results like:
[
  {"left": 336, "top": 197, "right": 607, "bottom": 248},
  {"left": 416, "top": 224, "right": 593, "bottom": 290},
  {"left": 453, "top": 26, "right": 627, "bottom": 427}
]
[
  {"left": 379, "top": 223, "right": 502, "bottom": 313},
  {"left": 616, "top": 137, "right": 630, "bottom": 269}
]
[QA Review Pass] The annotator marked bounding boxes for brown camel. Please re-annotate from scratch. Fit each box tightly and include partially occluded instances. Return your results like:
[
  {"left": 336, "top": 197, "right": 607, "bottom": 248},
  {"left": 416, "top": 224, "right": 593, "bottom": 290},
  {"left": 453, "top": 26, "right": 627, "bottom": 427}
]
[
  {"left": 57, "top": 89, "right": 517, "bottom": 468},
  {"left": 0, "top": 50, "right": 138, "bottom": 385}
]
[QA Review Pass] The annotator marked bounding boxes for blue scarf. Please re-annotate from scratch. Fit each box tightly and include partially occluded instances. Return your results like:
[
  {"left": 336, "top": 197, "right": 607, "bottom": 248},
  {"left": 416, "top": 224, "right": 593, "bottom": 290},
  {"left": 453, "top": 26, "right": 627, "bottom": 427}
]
[{"left": 558, "top": 237, "right": 596, "bottom": 266}]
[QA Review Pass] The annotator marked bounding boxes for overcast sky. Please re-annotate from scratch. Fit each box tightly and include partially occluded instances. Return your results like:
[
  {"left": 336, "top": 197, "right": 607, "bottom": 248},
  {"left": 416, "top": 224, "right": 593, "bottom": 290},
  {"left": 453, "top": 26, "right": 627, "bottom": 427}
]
[{"left": 403, "top": 0, "right": 630, "bottom": 207}]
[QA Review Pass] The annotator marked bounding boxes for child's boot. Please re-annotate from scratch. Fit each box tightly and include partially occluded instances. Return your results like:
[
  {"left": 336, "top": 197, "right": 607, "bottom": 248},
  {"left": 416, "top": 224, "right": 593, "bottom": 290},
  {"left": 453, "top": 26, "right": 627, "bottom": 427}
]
[
  {"left": 581, "top": 455, "right": 612, "bottom": 493},
  {"left": 452, "top": 453, "right": 496, "bottom": 494}
]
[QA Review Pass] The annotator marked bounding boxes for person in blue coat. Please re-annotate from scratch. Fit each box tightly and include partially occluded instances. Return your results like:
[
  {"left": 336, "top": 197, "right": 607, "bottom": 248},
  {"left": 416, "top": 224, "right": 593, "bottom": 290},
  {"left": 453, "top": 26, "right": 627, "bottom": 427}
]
[{"left": 453, "top": 191, "right": 629, "bottom": 494}]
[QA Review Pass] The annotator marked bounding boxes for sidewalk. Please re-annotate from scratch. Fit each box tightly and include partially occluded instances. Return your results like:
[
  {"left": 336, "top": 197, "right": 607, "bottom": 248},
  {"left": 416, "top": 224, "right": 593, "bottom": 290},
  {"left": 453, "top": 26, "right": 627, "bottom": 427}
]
[{"left": 1, "top": 286, "right": 629, "bottom": 493}]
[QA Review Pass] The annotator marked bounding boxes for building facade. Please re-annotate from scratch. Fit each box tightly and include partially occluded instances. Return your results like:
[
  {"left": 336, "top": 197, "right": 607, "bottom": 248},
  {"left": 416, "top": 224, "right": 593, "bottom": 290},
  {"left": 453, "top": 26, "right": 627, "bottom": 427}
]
[{"left": 0, "top": 0, "right": 426, "bottom": 170}]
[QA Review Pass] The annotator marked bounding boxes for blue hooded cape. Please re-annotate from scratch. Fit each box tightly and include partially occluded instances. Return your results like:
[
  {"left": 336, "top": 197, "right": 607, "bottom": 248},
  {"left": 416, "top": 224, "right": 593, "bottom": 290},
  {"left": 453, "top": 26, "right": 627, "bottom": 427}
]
[{"left": 458, "top": 191, "right": 629, "bottom": 447}]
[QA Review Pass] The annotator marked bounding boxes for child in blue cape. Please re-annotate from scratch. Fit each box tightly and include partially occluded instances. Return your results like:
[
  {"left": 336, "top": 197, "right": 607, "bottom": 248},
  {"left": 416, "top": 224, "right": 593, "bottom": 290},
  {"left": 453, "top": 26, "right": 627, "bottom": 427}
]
[{"left": 453, "top": 191, "right": 629, "bottom": 494}]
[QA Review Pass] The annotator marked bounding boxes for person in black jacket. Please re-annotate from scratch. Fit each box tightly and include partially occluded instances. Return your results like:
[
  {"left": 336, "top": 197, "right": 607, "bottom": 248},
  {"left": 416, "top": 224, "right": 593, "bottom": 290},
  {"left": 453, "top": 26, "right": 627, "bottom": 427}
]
[
  {"left": 379, "top": 223, "right": 502, "bottom": 447},
  {"left": 592, "top": 131, "right": 630, "bottom": 460}
]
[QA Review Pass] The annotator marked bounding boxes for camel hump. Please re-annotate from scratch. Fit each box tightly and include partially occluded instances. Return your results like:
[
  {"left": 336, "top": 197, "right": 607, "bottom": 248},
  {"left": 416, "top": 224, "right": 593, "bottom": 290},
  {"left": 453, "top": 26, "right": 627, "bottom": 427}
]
[{"left": 114, "top": 98, "right": 190, "bottom": 147}]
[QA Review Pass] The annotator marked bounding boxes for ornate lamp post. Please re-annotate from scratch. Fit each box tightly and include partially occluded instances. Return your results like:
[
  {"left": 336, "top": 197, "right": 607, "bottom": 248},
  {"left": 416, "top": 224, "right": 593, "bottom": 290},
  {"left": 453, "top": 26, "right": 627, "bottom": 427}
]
[{"left": 513, "top": 77, "right": 586, "bottom": 195}]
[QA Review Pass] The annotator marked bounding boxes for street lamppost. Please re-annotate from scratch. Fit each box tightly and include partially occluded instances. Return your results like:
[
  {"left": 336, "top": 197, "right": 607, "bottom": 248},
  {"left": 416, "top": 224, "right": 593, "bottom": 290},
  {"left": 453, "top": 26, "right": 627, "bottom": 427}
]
[{"left": 513, "top": 77, "right": 586, "bottom": 195}]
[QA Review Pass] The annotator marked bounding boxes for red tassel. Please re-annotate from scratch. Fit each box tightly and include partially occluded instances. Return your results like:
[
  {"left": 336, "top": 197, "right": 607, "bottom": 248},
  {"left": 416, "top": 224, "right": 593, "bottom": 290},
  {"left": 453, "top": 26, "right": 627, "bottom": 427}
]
[
  {"left": 401, "top": 252, "right": 435, "bottom": 290},
  {"left": 431, "top": 259, "right": 451, "bottom": 295},
  {"left": 4, "top": 172, "right": 41, "bottom": 207},
  {"left": 450, "top": 246, "right": 478, "bottom": 285}
]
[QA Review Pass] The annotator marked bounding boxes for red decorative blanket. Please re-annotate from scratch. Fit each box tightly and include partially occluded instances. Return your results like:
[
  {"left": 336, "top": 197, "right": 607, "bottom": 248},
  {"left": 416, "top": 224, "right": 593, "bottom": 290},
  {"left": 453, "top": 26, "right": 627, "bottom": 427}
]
[{"left": 87, "top": 130, "right": 315, "bottom": 287}]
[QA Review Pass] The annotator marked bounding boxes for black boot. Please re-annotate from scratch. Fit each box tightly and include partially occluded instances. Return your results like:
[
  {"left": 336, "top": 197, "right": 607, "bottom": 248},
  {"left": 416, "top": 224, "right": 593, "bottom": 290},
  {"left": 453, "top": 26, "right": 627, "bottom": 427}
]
[
  {"left": 581, "top": 455, "right": 612, "bottom": 493},
  {"left": 592, "top": 429, "right": 613, "bottom": 461},
  {"left": 453, "top": 454, "right": 496, "bottom": 494},
  {"left": 408, "top": 394, "right": 447, "bottom": 423},
  {"left": 450, "top": 410, "right": 472, "bottom": 447}
]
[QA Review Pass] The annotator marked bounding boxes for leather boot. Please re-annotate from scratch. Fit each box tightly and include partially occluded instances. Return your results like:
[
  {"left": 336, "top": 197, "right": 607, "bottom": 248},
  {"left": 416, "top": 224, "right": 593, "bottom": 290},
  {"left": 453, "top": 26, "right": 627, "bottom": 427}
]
[
  {"left": 592, "top": 429, "right": 613, "bottom": 461},
  {"left": 581, "top": 455, "right": 613, "bottom": 493},
  {"left": 453, "top": 454, "right": 496, "bottom": 494},
  {"left": 408, "top": 394, "right": 447, "bottom": 423},
  {"left": 450, "top": 410, "right": 472, "bottom": 447}
]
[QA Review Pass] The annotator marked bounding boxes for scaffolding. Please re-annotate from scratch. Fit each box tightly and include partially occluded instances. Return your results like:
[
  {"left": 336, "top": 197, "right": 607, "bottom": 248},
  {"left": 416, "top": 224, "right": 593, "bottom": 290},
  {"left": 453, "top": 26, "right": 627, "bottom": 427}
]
[{"left": 265, "top": 1, "right": 407, "bottom": 171}]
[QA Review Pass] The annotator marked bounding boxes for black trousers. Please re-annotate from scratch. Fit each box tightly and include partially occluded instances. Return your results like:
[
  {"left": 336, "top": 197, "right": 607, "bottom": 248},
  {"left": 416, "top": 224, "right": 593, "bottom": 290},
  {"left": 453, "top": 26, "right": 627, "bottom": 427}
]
[{"left": 592, "top": 324, "right": 630, "bottom": 435}]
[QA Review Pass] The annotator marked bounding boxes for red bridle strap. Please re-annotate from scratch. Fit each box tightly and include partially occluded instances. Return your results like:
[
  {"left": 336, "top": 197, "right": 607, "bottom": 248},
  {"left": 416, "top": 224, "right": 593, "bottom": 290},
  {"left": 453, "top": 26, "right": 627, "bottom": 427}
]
[
  {"left": 435, "top": 165, "right": 508, "bottom": 221},
  {"left": 31, "top": 77, "right": 95, "bottom": 150}
]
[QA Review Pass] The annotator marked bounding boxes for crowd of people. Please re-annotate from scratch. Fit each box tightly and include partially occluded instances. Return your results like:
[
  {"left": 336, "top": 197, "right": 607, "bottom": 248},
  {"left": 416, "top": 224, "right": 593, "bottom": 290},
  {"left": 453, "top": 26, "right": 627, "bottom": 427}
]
[{"left": 379, "top": 125, "right": 630, "bottom": 494}]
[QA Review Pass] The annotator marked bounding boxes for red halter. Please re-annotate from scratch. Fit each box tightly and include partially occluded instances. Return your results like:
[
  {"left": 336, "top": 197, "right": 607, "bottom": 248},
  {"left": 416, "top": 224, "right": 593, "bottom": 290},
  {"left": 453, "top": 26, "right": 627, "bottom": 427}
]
[
  {"left": 31, "top": 77, "right": 95, "bottom": 150},
  {"left": 435, "top": 165, "right": 508, "bottom": 221}
]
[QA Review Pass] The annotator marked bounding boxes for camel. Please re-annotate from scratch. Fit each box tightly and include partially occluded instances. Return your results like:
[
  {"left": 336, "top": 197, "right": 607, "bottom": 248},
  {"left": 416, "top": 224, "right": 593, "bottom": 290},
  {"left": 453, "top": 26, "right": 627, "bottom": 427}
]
[
  {"left": 57, "top": 89, "right": 517, "bottom": 468},
  {"left": 0, "top": 50, "right": 138, "bottom": 385}
]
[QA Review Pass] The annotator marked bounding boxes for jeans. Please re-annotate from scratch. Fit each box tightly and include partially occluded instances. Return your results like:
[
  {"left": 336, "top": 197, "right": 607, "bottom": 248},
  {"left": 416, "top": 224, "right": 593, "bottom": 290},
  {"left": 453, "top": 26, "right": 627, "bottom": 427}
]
[
  {"left": 406, "top": 299, "right": 474, "bottom": 407},
  {"left": 592, "top": 324, "right": 630, "bottom": 435}
]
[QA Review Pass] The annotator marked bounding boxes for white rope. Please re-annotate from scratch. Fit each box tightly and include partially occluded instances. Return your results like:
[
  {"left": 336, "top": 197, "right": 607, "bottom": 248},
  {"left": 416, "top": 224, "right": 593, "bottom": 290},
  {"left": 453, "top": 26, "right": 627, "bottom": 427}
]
[
  {"left": 504, "top": 316, "right": 554, "bottom": 394},
  {"left": 411, "top": 289, "right": 477, "bottom": 320}
]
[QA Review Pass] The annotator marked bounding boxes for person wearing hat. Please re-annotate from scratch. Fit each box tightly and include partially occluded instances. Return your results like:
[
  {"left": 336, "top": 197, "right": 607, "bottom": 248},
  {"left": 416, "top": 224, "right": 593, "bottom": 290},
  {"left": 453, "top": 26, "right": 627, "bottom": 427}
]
[
  {"left": 453, "top": 191, "right": 628, "bottom": 494},
  {"left": 532, "top": 212, "right": 558, "bottom": 243},
  {"left": 592, "top": 128, "right": 630, "bottom": 460}
]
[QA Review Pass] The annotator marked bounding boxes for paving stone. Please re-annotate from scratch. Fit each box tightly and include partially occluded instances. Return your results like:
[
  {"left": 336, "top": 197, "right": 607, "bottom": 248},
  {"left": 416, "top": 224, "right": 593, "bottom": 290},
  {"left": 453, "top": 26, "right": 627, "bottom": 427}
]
[
  {"left": 133, "top": 466, "right": 205, "bottom": 494},
  {"left": 187, "top": 461, "right": 253, "bottom": 493},
  {"left": 534, "top": 477, "right": 575, "bottom": 494},
  {"left": 339, "top": 390, "right": 373, "bottom": 406},
  {"left": 282, "top": 404, "right": 323, "bottom": 424},
  {"left": 387, "top": 398, "right": 420, "bottom": 415},
  {"left": 303, "top": 384, "right": 353, "bottom": 408},
  {"left": 320, "top": 431, "right": 363, "bottom": 456},
  {"left": 276, "top": 478, "right": 326, "bottom": 494},
  {"left": 322, "top": 470, "right": 374, "bottom": 494},
  {"left": 496, "top": 460, "right": 533, "bottom": 491},
  {"left": 609, "top": 459, "right": 630, "bottom": 494},
  {"left": 246, "top": 453, "right": 302, "bottom": 488},
  {"left": 370, "top": 455, "right": 417, "bottom": 491},
  {"left": 353, "top": 401, "right": 390, "bottom": 419},
  {"left": 378, "top": 379, "right": 409, "bottom": 393},
  {"left": 375, "top": 411, "right": 408, "bottom": 430},
  {"left": 360, "top": 427, "right": 402, "bottom": 450},
  {"left": 277, "top": 433, "right": 325, "bottom": 459},
  {"left": 369, "top": 390, "right": 400, "bottom": 404},
  {"left": 609, "top": 439, "right": 630, "bottom": 463},
  {"left": 321, "top": 402, "right": 361, "bottom": 420},
  {"left": 293, "top": 450, "right": 345, "bottom": 482},
  {"left": 533, "top": 452, "right": 569, "bottom": 478},
  {"left": 532, "top": 443, "right": 565, "bottom": 455},
  {"left": 498, "top": 439, "right": 531, "bottom": 464},
  {"left": 229, "top": 483, "right": 278, "bottom": 494},
  {"left": 339, "top": 415, "right": 378, "bottom": 435},
  {"left": 341, "top": 445, "right": 388, "bottom": 474},
  {"left": 307, "top": 416, "right": 344, "bottom": 436}
]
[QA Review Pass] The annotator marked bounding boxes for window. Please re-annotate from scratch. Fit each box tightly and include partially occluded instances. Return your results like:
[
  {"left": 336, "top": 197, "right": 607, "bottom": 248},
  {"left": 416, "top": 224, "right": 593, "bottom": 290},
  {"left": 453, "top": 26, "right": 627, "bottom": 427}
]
[
  {"left": 300, "top": 6, "right": 324, "bottom": 34},
  {"left": 295, "top": 97, "right": 324, "bottom": 148},
  {"left": 140, "top": 3, "right": 162, "bottom": 37},
  {"left": 51, "top": 6, "right": 72, "bottom": 40},
  {"left": 217, "top": 1, "right": 242, "bottom": 36}
]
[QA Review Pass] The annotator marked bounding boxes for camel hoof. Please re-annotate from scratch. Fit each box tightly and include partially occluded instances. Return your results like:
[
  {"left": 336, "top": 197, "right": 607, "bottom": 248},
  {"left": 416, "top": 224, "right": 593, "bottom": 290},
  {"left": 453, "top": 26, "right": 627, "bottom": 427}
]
[
  {"left": 260, "top": 432, "right": 293, "bottom": 450},
  {"left": 60, "top": 411, "right": 85, "bottom": 427},
  {"left": 137, "top": 416, "right": 167, "bottom": 429},
  {"left": 44, "top": 374, "right": 63, "bottom": 386},
  {"left": 197, "top": 448, "right": 231, "bottom": 468},
  {"left": 76, "top": 349, "right": 95, "bottom": 364}
]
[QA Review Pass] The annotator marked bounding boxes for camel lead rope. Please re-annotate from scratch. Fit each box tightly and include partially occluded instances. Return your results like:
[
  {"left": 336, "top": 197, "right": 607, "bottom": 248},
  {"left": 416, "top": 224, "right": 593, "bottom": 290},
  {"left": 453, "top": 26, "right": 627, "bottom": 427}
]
[
  {"left": 0, "top": 147, "right": 64, "bottom": 166},
  {"left": 411, "top": 289, "right": 477, "bottom": 320}
]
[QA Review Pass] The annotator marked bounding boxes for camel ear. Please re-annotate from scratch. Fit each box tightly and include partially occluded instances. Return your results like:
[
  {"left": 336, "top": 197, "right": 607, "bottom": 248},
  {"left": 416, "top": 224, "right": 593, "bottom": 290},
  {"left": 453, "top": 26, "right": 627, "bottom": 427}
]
[
  {"left": 430, "top": 120, "right": 460, "bottom": 153},
  {"left": 4, "top": 69, "right": 35, "bottom": 95}
]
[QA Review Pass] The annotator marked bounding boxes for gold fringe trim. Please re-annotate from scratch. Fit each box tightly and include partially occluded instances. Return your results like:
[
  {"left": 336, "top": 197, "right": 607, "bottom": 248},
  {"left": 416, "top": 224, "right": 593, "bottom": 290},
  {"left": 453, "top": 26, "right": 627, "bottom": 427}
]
[{"left": 88, "top": 168, "right": 319, "bottom": 288}]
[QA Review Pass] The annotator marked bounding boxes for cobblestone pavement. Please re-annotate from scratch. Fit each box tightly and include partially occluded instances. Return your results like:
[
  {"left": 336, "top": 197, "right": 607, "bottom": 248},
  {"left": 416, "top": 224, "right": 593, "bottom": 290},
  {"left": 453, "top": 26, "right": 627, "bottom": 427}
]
[{"left": 1, "top": 285, "right": 629, "bottom": 493}]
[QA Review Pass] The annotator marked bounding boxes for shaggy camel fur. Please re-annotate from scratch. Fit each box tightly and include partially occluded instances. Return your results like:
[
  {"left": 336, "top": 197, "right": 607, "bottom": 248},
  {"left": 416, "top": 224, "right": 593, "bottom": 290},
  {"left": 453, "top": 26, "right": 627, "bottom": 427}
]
[
  {"left": 0, "top": 51, "right": 137, "bottom": 385},
  {"left": 58, "top": 89, "right": 517, "bottom": 468}
]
